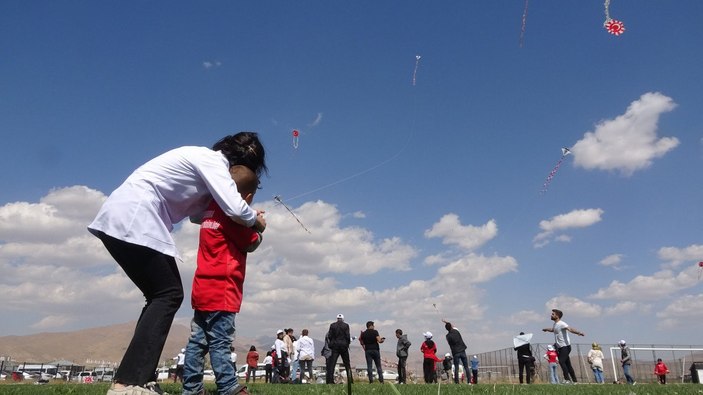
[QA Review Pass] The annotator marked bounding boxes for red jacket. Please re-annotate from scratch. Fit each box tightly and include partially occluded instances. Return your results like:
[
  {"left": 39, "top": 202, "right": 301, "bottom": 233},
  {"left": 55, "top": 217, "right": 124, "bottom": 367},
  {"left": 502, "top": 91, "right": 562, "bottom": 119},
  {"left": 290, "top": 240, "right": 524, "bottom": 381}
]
[
  {"left": 421, "top": 340, "right": 442, "bottom": 362},
  {"left": 654, "top": 362, "right": 669, "bottom": 375},
  {"left": 191, "top": 201, "right": 260, "bottom": 312},
  {"left": 246, "top": 351, "right": 259, "bottom": 368}
]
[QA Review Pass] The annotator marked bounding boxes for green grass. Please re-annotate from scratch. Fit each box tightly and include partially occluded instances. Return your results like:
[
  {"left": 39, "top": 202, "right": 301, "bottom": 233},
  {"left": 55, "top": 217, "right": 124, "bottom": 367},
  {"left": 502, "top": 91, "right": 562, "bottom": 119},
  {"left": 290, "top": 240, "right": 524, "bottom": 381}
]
[{"left": 1, "top": 381, "right": 703, "bottom": 395}]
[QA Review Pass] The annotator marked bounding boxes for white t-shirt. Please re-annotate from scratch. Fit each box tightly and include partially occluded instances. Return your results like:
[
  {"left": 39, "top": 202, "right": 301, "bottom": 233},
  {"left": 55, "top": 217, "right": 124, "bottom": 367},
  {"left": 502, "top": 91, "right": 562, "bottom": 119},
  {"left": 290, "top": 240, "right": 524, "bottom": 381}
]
[
  {"left": 88, "top": 146, "right": 256, "bottom": 258},
  {"left": 553, "top": 320, "right": 570, "bottom": 348},
  {"left": 297, "top": 335, "right": 315, "bottom": 360},
  {"left": 230, "top": 352, "right": 237, "bottom": 364}
]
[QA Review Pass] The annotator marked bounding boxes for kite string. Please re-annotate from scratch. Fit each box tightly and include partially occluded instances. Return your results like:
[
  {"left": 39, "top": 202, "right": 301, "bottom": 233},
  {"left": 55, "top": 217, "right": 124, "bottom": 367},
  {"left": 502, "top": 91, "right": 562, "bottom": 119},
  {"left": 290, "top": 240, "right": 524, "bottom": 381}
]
[
  {"left": 519, "top": 0, "right": 529, "bottom": 48},
  {"left": 283, "top": 55, "right": 421, "bottom": 203}
]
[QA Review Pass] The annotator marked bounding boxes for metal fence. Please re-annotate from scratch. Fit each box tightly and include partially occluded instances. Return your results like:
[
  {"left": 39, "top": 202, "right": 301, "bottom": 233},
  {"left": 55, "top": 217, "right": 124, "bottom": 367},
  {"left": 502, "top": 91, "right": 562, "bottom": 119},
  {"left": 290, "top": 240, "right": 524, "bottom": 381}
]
[{"left": 471, "top": 343, "right": 703, "bottom": 384}]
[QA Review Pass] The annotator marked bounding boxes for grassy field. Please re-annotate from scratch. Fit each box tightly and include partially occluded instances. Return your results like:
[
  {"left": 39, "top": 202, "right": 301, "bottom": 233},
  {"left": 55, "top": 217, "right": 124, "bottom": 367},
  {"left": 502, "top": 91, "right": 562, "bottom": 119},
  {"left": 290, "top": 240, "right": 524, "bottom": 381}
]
[{"left": 1, "top": 381, "right": 703, "bottom": 395}]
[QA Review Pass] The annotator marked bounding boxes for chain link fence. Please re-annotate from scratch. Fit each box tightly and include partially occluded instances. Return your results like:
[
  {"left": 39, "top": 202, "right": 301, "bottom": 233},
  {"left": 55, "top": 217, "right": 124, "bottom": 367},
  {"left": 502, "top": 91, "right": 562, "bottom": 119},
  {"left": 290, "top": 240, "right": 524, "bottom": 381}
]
[{"left": 471, "top": 343, "right": 703, "bottom": 384}]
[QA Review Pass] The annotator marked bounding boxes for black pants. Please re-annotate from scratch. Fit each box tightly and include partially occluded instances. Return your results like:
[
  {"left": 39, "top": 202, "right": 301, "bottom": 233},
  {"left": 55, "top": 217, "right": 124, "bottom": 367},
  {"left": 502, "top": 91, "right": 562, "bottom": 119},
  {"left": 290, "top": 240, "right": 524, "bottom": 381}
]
[
  {"left": 423, "top": 358, "right": 437, "bottom": 383},
  {"left": 557, "top": 345, "right": 577, "bottom": 382},
  {"left": 98, "top": 233, "right": 184, "bottom": 386},
  {"left": 397, "top": 356, "right": 407, "bottom": 383},
  {"left": 518, "top": 358, "right": 532, "bottom": 384},
  {"left": 326, "top": 348, "right": 352, "bottom": 384},
  {"left": 265, "top": 365, "right": 272, "bottom": 383}
]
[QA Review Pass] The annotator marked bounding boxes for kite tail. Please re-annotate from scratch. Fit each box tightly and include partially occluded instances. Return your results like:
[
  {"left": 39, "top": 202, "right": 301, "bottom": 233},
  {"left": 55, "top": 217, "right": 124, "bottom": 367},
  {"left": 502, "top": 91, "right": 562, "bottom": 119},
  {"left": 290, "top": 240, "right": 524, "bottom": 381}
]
[{"left": 540, "top": 155, "right": 566, "bottom": 194}]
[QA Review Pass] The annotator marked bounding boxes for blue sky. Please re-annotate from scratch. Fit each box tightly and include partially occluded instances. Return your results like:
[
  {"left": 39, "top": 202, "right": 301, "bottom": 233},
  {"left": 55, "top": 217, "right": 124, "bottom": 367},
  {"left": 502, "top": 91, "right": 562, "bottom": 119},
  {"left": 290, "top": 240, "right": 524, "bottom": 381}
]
[{"left": 1, "top": 0, "right": 702, "bottom": 356}]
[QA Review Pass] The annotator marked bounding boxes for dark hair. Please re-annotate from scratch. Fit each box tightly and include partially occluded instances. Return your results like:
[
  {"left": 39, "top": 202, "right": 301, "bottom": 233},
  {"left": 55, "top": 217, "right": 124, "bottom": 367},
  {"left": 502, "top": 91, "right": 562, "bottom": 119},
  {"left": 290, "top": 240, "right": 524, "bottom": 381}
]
[
  {"left": 552, "top": 309, "right": 563, "bottom": 318},
  {"left": 250, "top": 345, "right": 256, "bottom": 351},
  {"left": 445, "top": 322, "right": 452, "bottom": 331},
  {"left": 366, "top": 321, "right": 374, "bottom": 328},
  {"left": 212, "top": 132, "right": 268, "bottom": 177},
  {"left": 302, "top": 329, "right": 309, "bottom": 336},
  {"left": 395, "top": 329, "right": 403, "bottom": 335}
]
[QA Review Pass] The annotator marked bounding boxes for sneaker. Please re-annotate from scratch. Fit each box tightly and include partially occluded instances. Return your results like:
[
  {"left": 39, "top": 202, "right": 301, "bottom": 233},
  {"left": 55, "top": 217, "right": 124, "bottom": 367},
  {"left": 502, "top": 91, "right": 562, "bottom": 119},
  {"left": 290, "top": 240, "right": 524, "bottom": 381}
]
[
  {"left": 632, "top": 381, "right": 637, "bottom": 386},
  {"left": 225, "top": 384, "right": 248, "bottom": 395},
  {"left": 144, "top": 382, "right": 169, "bottom": 395},
  {"left": 107, "top": 385, "right": 159, "bottom": 395}
]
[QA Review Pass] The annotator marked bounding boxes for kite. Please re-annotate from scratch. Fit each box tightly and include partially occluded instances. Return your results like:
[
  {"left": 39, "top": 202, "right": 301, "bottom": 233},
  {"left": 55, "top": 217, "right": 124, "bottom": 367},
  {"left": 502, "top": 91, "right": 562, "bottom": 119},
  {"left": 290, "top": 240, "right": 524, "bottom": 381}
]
[
  {"left": 273, "top": 195, "right": 311, "bottom": 233},
  {"left": 540, "top": 147, "right": 571, "bottom": 194},
  {"left": 412, "top": 55, "right": 421, "bottom": 86},
  {"left": 603, "top": 0, "right": 625, "bottom": 36},
  {"left": 292, "top": 129, "right": 299, "bottom": 149},
  {"left": 698, "top": 261, "right": 703, "bottom": 281},
  {"left": 519, "top": 0, "right": 529, "bottom": 47}
]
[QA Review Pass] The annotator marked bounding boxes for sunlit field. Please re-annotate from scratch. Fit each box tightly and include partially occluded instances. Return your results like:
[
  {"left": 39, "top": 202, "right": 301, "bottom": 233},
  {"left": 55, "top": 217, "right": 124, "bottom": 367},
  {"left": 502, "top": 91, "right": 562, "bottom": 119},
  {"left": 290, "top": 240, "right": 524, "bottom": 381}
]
[{"left": 1, "top": 381, "right": 702, "bottom": 395}]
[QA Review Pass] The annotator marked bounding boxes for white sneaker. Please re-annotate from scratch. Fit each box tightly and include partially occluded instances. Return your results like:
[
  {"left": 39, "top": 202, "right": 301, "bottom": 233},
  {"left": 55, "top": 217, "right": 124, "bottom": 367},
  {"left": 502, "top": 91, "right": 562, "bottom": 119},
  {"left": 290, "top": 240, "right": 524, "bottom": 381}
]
[{"left": 106, "top": 384, "right": 159, "bottom": 395}]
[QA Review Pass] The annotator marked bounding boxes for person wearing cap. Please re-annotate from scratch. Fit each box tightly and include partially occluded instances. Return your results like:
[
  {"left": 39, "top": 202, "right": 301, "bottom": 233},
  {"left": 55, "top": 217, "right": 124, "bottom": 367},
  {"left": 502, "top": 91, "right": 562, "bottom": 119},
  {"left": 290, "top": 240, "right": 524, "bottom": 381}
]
[
  {"left": 619, "top": 340, "right": 635, "bottom": 385},
  {"left": 441, "top": 353, "right": 453, "bottom": 381},
  {"left": 273, "top": 329, "right": 288, "bottom": 383},
  {"left": 420, "top": 331, "right": 442, "bottom": 383},
  {"left": 442, "top": 319, "right": 470, "bottom": 385},
  {"left": 360, "top": 321, "right": 385, "bottom": 383},
  {"left": 543, "top": 345, "right": 558, "bottom": 384},
  {"left": 587, "top": 342, "right": 605, "bottom": 383},
  {"left": 326, "top": 314, "right": 353, "bottom": 384},
  {"left": 173, "top": 348, "right": 186, "bottom": 383},
  {"left": 542, "top": 309, "right": 584, "bottom": 384},
  {"left": 395, "top": 329, "right": 411, "bottom": 384},
  {"left": 470, "top": 355, "right": 479, "bottom": 384}
]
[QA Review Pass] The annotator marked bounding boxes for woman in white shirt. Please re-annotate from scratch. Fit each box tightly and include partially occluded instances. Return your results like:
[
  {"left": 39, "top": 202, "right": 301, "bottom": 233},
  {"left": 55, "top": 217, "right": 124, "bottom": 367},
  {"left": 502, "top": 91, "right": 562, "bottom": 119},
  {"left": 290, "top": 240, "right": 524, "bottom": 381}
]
[{"left": 89, "top": 132, "right": 267, "bottom": 395}]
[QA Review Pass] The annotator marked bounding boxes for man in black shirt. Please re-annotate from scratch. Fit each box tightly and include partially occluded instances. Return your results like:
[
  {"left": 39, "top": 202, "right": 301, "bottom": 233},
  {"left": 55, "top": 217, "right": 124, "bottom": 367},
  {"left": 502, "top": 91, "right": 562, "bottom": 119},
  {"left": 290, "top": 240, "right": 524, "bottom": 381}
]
[
  {"left": 326, "top": 314, "right": 353, "bottom": 385},
  {"left": 360, "top": 321, "right": 385, "bottom": 383}
]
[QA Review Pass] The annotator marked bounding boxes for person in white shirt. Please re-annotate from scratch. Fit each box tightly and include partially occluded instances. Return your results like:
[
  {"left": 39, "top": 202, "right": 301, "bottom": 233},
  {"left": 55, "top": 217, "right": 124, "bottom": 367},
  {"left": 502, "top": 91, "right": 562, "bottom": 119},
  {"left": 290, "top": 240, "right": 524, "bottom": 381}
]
[
  {"left": 542, "top": 308, "right": 585, "bottom": 384},
  {"left": 90, "top": 132, "right": 268, "bottom": 395},
  {"left": 297, "top": 329, "right": 315, "bottom": 382}
]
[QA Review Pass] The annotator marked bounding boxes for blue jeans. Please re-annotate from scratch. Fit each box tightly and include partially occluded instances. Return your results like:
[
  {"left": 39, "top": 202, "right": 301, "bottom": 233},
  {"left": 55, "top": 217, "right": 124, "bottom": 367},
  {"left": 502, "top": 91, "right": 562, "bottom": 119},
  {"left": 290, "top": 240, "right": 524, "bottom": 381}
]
[
  {"left": 365, "top": 349, "right": 383, "bottom": 382},
  {"left": 290, "top": 359, "right": 300, "bottom": 382},
  {"left": 548, "top": 362, "right": 558, "bottom": 384},
  {"left": 592, "top": 367, "right": 604, "bottom": 383},
  {"left": 183, "top": 311, "right": 238, "bottom": 395},
  {"left": 452, "top": 351, "right": 469, "bottom": 384},
  {"left": 623, "top": 364, "right": 635, "bottom": 384}
]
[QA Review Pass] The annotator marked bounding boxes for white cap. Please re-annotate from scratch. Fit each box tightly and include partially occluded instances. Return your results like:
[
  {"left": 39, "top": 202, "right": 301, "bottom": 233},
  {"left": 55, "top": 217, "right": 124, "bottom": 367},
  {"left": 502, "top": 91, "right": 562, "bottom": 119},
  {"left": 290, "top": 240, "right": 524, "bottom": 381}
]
[
  {"left": 445, "top": 353, "right": 451, "bottom": 357},
  {"left": 336, "top": 313, "right": 344, "bottom": 319},
  {"left": 547, "top": 345, "right": 554, "bottom": 351},
  {"left": 619, "top": 339, "right": 626, "bottom": 345},
  {"left": 277, "top": 329, "right": 284, "bottom": 335},
  {"left": 423, "top": 331, "right": 433, "bottom": 339},
  {"left": 181, "top": 348, "right": 185, "bottom": 353}
]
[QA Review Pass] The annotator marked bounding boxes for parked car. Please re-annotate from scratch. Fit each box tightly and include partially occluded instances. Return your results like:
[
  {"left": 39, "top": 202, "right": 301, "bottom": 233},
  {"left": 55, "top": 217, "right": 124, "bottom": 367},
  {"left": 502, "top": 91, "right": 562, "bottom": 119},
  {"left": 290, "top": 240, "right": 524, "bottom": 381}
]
[
  {"left": 0, "top": 371, "right": 7, "bottom": 380},
  {"left": 236, "top": 363, "right": 267, "bottom": 380},
  {"left": 156, "top": 366, "right": 176, "bottom": 382},
  {"left": 369, "top": 370, "right": 399, "bottom": 382},
  {"left": 72, "top": 371, "right": 97, "bottom": 383}
]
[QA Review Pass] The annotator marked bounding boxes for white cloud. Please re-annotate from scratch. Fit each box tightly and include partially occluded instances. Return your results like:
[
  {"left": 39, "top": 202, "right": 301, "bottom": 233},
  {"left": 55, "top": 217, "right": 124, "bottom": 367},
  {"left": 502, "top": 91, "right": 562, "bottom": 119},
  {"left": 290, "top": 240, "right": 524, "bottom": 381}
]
[
  {"left": 571, "top": 92, "right": 678, "bottom": 176},
  {"left": 603, "top": 301, "right": 639, "bottom": 316},
  {"left": 599, "top": 254, "right": 624, "bottom": 269},
  {"left": 656, "top": 294, "right": 703, "bottom": 330},
  {"left": 507, "top": 310, "right": 543, "bottom": 325},
  {"left": 533, "top": 208, "right": 603, "bottom": 247},
  {"left": 425, "top": 214, "right": 497, "bottom": 251},
  {"left": 657, "top": 244, "right": 703, "bottom": 267},
  {"left": 590, "top": 266, "right": 699, "bottom": 301},
  {"left": 545, "top": 296, "right": 603, "bottom": 318},
  {"left": 202, "top": 60, "right": 222, "bottom": 70}
]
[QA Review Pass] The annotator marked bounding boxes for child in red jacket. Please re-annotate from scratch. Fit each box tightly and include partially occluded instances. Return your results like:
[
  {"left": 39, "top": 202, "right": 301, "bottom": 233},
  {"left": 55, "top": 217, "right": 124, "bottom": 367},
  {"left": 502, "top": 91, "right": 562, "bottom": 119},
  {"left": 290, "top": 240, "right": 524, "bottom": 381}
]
[
  {"left": 183, "top": 165, "right": 263, "bottom": 395},
  {"left": 654, "top": 358, "right": 669, "bottom": 384},
  {"left": 420, "top": 332, "right": 442, "bottom": 383}
]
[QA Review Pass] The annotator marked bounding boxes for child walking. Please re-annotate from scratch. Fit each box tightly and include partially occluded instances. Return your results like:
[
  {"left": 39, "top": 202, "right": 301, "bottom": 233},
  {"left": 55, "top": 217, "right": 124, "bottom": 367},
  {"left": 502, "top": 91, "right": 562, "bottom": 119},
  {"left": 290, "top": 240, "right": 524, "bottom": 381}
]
[
  {"left": 182, "top": 165, "right": 264, "bottom": 395},
  {"left": 654, "top": 358, "right": 669, "bottom": 384}
]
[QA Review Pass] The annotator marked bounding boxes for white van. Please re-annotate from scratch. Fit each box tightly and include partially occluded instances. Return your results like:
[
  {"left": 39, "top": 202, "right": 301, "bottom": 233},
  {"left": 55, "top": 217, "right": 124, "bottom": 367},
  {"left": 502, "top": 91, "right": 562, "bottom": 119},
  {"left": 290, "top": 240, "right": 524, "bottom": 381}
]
[
  {"left": 94, "top": 367, "right": 115, "bottom": 382},
  {"left": 236, "top": 363, "right": 267, "bottom": 380}
]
